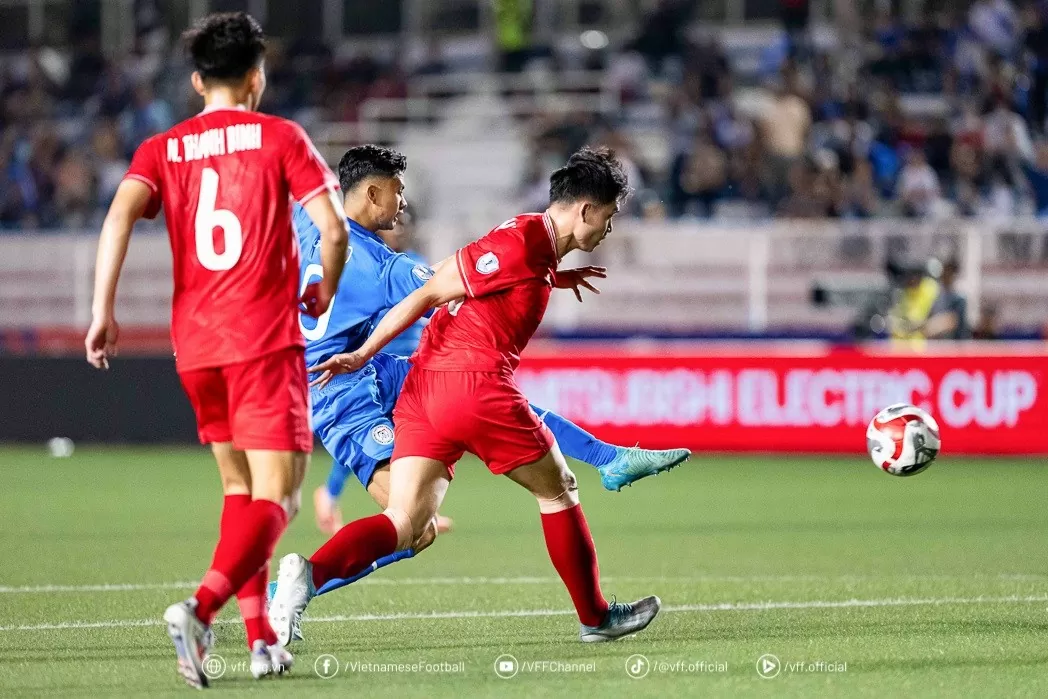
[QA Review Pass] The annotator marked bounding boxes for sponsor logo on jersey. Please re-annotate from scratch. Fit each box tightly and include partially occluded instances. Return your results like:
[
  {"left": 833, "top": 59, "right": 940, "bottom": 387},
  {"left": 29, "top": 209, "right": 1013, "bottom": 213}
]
[
  {"left": 370, "top": 425, "right": 395, "bottom": 446},
  {"left": 413, "top": 264, "right": 434, "bottom": 281},
  {"left": 476, "top": 252, "right": 500, "bottom": 275}
]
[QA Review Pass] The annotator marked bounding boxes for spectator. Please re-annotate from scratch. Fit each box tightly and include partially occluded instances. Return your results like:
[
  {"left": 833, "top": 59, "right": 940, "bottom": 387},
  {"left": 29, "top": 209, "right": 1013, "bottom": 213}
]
[
  {"left": 778, "top": 160, "right": 830, "bottom": 217},
  {"left": 628, "top": 0, "right": 692, "bottom": 74},
  {"left": 780, "top": 0, "right": 811, "bottom": 59},
  {"left": 897, "top": 146, "right": 941, "bottom": 217},
  {"left": 840, "top": 159, "right": 883, "bottom": 218},
  {"left": 51, "top": 150, "right": 95, "bottom": 228},
  {"left": 673, "top": 133, "right": 728, "bottom": 217},
  {"left": 760, "top": 79, "right": 812, "bottom": 203},
  {"left": 119, "top": 82, "right": 174, "bottom": 148},
  {"left": 1024, "top": 4, "right": 1048, "bottom": 134},
  {"left": 95, "top": 65, "right": 132, "bottom": 119},
  {"left": 1020, "top": 140, "right": 1048, "bottom": 215},
  {"left": 90, "top": 121, "right": 128, "bottom": 206},
  {"left": 968, "top": 0, "right": 1019, "bottom": 58},
  {"left": 888, "top": 264, "right": 941, "bottom": 343},
  {"left": 492, "top": 0, "right": 535, "bottom": 73},
  {"left": 983, "top": 95, "right": 1031, "bottom": 162},
  {"left": 972, "top": 301, "right": 1000, "bottom": 339},
  {"left": 924, "top": 258, "right": 970, "bottom": 339}
]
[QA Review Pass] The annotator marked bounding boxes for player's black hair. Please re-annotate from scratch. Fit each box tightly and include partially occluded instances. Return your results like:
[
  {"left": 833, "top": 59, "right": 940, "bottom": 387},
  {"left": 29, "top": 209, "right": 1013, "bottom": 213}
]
[
  {"left": 548, "top": 147, "right": 630, "bottom": 207},
  {"left": 338, "top": 145, "right": 408, "bottom": 192},
  {"left": 183, "top": 12, "right": 266, "bottom": 83}
]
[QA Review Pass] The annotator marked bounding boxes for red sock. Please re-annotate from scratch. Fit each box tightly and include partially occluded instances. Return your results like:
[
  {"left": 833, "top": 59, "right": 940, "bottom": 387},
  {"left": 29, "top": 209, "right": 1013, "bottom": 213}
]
[
  {"left": 210, "top": 495, "right": 277, "bottom": 647},
  {"left": 194, "top": 499, "right": 288, "bottom": 625},
  {"left": 540, "top": 504, "right": 609, "bottom": 627},
  {"left": 219, "top": 494, "right": 251, "bottom": 533},
  {"left": 237, "top": 565, "right": 277, "bottom": 647},
  {"left": 309, "top": 513, "right": 398, "bottom": 589}
]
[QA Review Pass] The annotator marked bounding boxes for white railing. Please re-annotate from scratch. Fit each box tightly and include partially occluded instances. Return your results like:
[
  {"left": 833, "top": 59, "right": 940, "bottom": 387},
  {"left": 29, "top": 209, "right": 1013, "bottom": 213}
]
[
  {"left": 0, "top": 219, "right": 1045, "bottom": 333},
  {"left": 312, "top": 70, "right": 621, "bottom": 163}
]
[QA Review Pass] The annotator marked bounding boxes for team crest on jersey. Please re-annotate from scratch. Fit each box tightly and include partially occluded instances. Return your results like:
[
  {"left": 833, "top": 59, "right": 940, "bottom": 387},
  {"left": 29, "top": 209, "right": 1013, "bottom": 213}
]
[
  {"left": 412, "top": 264, "right": 433, "bottom": 282},
  {"left": 370, "top": 424, "right": 394, "bottom": 446},
  {"left": 476, "top": 252, "right": 500, "bottom": 275}
]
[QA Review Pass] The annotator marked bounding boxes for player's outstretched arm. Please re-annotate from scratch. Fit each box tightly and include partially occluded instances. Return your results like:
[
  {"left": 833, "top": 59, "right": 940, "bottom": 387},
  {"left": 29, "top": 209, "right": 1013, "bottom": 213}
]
[
  {"left": 85, "top": 179, "right": 153, "bottom": 369},
  {"left": 309, "top": 259, "right": 467, "bottom": 387},
  {"left": 300, "top": 191, "right": 350, "bottom": 318}
]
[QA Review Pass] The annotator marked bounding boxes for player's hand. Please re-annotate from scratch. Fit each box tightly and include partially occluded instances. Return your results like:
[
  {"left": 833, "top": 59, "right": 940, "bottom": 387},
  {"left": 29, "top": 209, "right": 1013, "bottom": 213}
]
[
  {"left": 85, "top": 315, "right": 120, "bottom": 370},
  {"left": 554, "top": 266, "right": 607, "bottom": 302},
  {"left": 313, "top": 486, "right": 343, "bottom": 535},
  {"left": 308, "top": 350, "right": 369, "bottom": 389},
  {"left": 299, "top": 281, "right": 333, "bottom": 319}
]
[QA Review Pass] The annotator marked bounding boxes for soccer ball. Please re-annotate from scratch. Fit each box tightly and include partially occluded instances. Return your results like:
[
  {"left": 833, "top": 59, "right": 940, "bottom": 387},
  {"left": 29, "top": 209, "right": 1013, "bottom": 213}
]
[{"left": 866, "top": 404, "right": 941, "bottom": 476}]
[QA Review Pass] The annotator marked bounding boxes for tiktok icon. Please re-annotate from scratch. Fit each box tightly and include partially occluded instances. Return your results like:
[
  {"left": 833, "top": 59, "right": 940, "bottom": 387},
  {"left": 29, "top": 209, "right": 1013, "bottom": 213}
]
[{"left": 625, "top": 654, "right": 651, "bottom": 679}]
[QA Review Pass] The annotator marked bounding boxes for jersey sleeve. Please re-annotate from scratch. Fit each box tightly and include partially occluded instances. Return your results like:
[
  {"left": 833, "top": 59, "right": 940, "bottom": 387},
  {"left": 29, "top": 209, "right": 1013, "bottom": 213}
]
[
  {"left": 280, "top": 121, "right": 340, "bottom": 205},
  {"left": 291, "top": 203, "right": 319, "bottom": 250},
  {"left": 123, "top": 136, "right": 163, "bottom": 219},
  {"left": 383, "top": 253, "right": 433, "bottom": 306},
  {"left": 456, "top": 221, "right": 544, "bottom": 299}
]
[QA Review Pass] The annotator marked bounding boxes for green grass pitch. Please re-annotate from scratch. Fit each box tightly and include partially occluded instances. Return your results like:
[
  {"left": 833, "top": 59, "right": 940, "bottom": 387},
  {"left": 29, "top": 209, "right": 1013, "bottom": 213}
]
[{"left": 2, "top": 446, "right": 1048, "bottom": 697}]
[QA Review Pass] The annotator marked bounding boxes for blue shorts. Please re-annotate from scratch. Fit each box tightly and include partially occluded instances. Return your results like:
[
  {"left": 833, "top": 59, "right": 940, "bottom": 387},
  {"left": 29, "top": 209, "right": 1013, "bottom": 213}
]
[{"left": 310, "top": 352, "right": 412, "bottom": 489}]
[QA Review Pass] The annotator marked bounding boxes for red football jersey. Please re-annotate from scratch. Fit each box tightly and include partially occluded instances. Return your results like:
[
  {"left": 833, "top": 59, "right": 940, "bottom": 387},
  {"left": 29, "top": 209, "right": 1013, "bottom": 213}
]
[
  {"left": 413, "top": 212, "right": 559, "bottom": 374},
  {"left": 124, "top": 106, "right": 338, "bottom": 371}
]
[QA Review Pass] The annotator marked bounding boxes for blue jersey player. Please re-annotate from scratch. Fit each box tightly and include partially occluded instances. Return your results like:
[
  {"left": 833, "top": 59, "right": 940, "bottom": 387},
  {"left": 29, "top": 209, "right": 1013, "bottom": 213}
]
[{"left": 270, "top": 147, "right": 689, "bottom": 642}]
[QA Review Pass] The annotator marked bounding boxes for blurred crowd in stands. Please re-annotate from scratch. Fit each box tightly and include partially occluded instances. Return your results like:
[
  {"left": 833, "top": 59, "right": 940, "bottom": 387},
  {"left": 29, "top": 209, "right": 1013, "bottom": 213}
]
[{"left": 8, "top": 0, "right": 1048, "bottom": 227}]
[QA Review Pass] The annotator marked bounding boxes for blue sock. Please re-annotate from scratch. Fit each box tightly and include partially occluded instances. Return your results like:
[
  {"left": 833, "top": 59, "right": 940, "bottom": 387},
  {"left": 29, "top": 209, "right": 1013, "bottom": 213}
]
[
  {"left": 531, "top": 403, "right": 620, "bottom": 467},
  {"left": 315, "top": 549, "right": 416, "bottom": 596},
  {"left": 325, "top": 460, "right": 352, "bottom": 498}
]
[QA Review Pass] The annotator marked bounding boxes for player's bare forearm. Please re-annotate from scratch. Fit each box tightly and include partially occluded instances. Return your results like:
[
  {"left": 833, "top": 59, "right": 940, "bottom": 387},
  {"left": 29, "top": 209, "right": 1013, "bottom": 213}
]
[
  {"left": 305, "top": 191, "right": 350, "bottom": 297},
  {"left": 360, "top": 287, "right": 438, "bottom": 359},
  {"left": 360, "top": 258, "right": 467, "bottom": 358},
  {"left": 310, "top": 260, "right": 467, "bottom": 383},
  {"left": 92, "top": 180, "right": 151, "bottom": 317}
]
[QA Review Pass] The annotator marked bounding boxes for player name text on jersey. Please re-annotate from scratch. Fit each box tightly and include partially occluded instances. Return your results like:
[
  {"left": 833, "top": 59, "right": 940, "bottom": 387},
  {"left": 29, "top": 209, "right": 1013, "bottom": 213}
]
[{"left": 167, "top": 124, "right": 263, "bottom": 163}]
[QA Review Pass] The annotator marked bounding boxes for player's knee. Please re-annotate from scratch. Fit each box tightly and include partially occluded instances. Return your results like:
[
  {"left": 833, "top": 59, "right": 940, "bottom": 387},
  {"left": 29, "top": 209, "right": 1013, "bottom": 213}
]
[
  {"left": 382, "top": 508, "right": 416, "bottom": 552},
  {"left": 283, "top": 487, "right": 302, "bottom": 522},
  {"left": 535, "top": 469, "right": 580, "bottom": 514}
]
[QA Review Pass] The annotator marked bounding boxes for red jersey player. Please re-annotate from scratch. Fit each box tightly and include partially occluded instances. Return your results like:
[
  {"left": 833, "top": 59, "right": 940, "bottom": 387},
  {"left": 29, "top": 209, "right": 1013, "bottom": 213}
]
[
  {"left": 84, "top": 13, "right": 348, "bottom": 688},
  {"left": 273, "top": 147, "right": 661, "bottom": 643}
]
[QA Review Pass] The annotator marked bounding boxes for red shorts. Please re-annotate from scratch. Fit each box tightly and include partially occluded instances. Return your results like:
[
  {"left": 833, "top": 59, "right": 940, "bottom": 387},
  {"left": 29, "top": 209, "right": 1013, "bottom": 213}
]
[
  {"left": 178, "top": 346, "right": 313, "bottom": 452},
  {"left": 391, "top": 366, "right": 554, "bottom": 477}
]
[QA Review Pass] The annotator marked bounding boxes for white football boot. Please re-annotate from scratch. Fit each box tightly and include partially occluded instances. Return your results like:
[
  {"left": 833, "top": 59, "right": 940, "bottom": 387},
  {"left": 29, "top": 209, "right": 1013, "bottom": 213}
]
[
  {"left": 249, "top": 640, "right": 294, "bottom": 679},
  {"left": 268, "top": 553, "right": 315, "bottom": 646},
  {"left": 163, "top": 599, "right": 212, "bottom": 689}
]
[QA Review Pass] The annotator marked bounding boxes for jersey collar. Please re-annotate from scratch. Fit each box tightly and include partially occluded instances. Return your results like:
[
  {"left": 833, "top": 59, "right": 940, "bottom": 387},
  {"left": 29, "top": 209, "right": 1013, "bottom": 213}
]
[
  {"left": 198, "top": 104, "right": 249, "bottom": 115},
  {"left": 347, "top": 217, "right": 386, "bottom": 244}
]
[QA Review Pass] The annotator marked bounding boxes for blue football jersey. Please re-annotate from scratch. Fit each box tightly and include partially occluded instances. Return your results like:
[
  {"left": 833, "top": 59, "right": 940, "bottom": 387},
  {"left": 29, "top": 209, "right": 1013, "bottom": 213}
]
[
  {"left": 379, "top": 248, "right": 428, "bottom": 357},
  {"left": 294, "top": 204, "right": 433, "bottom": 370}
]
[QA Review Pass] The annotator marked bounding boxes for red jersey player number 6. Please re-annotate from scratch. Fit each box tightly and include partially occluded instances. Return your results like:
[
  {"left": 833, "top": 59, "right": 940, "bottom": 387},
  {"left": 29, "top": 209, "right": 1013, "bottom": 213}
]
[{"left": 85, "top": 12, "right": 349, "bottom": 689}]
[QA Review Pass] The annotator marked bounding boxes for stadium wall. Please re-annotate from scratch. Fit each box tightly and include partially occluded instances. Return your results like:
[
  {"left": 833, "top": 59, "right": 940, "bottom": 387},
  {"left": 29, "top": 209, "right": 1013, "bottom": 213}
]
[
  {"left": 2, "top": 344, "right": 1046, "bottom": 454},
  {"left": 0, "top": 357, "right": 198, "bottom": 443}
]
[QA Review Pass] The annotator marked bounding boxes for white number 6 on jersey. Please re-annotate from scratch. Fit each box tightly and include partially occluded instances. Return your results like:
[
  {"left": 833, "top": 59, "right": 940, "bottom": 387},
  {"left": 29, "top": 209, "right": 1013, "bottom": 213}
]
[{"left": 195, "top": 168, "right": 243, "bottom": 271}]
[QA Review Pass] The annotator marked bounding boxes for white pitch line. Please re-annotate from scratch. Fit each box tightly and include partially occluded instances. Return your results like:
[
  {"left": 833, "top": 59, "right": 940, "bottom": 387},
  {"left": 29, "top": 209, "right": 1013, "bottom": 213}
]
[
  {"left": 1, "top": 594, "right": 1046, "bottom": 633},
  {"left": 0, "top": 582, "right": 199, "bottom": 593},
  {"left": 3, "top": 573, "right": 1047, "bottom": 594}
]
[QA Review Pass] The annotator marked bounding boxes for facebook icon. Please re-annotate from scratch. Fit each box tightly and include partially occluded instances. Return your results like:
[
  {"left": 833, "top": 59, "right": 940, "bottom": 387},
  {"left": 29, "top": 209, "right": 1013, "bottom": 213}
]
[{"left": 314, "top": 654, "right": 340, "bottom": 679}]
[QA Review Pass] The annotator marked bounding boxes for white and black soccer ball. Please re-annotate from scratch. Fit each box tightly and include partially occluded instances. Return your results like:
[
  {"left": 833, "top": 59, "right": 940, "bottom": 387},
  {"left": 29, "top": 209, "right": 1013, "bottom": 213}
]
[{"left": 866, "top": 404, "right": 941, "bottom": 476}]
